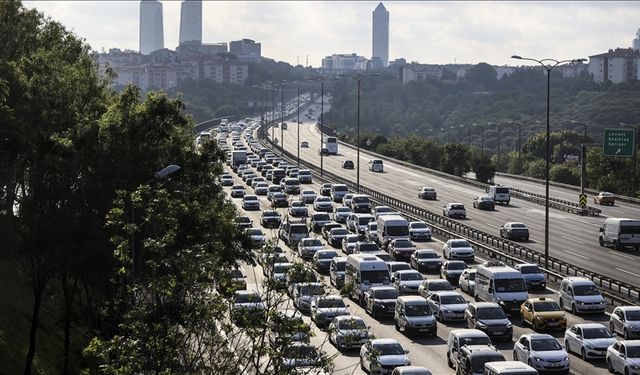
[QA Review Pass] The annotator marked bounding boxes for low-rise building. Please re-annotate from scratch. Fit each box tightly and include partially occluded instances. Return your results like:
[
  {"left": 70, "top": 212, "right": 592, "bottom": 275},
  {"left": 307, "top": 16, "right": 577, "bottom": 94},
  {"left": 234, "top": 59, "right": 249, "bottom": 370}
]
[{"left": 588, "top": 48, "right": 640, "bottom": 83}]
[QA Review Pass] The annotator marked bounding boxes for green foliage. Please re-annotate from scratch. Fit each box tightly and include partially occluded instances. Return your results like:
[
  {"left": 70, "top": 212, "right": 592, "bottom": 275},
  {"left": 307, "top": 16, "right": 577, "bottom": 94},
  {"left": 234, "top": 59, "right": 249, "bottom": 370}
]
[
  {"left": 441, "top": 143, "right": 471, "bottom": 176},
  {"left": 550, "top": 164, "right": 580, "bottom": 185},
  {"left": 470, "top": 151, "right": 496, "bottom": 183},
  {"left": 464, "top": 62, "right": 498, "bottom": 90}
]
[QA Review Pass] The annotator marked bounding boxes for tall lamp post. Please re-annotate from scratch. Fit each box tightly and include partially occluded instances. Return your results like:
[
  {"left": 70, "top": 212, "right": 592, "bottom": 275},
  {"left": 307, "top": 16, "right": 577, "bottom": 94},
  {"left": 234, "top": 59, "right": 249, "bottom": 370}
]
[
  {"left": 296, "top": 82, "right": 301, "bottom": 166},
  {"left": 280, "top": 81, "right": 287, "bottom": 156},
  {"left": 271, "top": 83, "right": 276, "bottom": 143},
  {"left": 340, "top": 72, "right": 379, "bottom": 192},
  {"left": 305, "top": 76, "right": 328, "bottom": 177},
  {"left": 511, "top": 55, "right": 586, "bottom": 269}
]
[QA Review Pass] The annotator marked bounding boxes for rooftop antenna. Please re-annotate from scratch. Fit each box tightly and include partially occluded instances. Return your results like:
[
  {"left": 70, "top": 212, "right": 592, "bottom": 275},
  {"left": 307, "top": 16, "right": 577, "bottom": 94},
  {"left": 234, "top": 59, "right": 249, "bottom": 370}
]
[
  {"left": 297, "top": 55, "right": 299, "bottom": 66},
  {"left": 306, "top": 55, "right": 309, "bottom": 67}
]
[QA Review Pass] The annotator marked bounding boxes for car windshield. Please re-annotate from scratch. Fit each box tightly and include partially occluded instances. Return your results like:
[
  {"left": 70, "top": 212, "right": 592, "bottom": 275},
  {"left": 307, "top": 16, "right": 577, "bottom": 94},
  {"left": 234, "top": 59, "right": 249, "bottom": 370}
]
[
  {"left": 531, "top": 338, "right": 562, "bottom": 351},
  {"left": 300, "top": 285, "right": 324, "bottom": 295},
  {"left": 429, "top": 281, "right": 453, "bottom": 291},
  {"left": 303, "top": 191, "right": 315, "bottom": 196},
  {"left": 374, "top": 289, "right": 399, "bottom": 299},
  {"left": 232, "top": 185, "right": 244, "bottom": 190},
  {"left": 451, "top": 204, "right": 464, "bottom": 210},
  {"left": 477, "top": 307, "right": 506, "bottom": 319},
  {"left": 494, "top": 278, "right": 526, "bottom": 292},
  {"left": 332, "top": 229, "right": 349, "bottom": 236},
  {"left": 573, "top": 284, "right": 600, "bottom": 296},
  {"left": 496, "top": 187, "right": 510, "bottom": 194},
  {"left": 394, "top": 240, "right": 413, "bottom": 248},
  {"left": 313, "top": 214, "right": 330, "bottom": 221},
  {"left": 317, "top": 197, "right": 330, "bottom": 202},
  {"left": 353, "top": 196, "right": 370, "bottom": 203},
  {"left": 519, "top": 265, "right": 541, "bottom": 274},
  {"left": 273, "top": 264, "right": 291, "bottom": 273},
  {"left": 335, "top": 262, "right": 346, "bottom": 271},
  {"left": 247, "top": 229, "right": 263, "bottom": 235},
  {"left": 291, "top": 225, "right": 309, "bottom": 234},
  {"left": 406, "top": 304, "right": 432, "bottom": 316},
  {"left": 400, "top": 272, "right": 423, "bottom": 281},
  {"left": 337, "top": 207, "right": 351, "bottom": 213},
  {"left": 236, "top": 217, "right": 251, "bottom": 223},
  {"left": 361, "top": 270, "right": 390, "bottom": 284},
  {"left": 583, "top": 327, "right": 613, "bottom": 339},
  {"left": 387, "top": 226, "right": 410, "bottom": 236},
  {"left": 299, "top": 171, "right": 311, "bottom": 176},
  {"left": 375, "top": 343, "right": 405, "bottom": 356},
  {"left": 263, "top": 211, "right": 279, "bottom": 217},
  {"left": 447, "top": 262, "right": 466, "bottom": 270},
  {"left": 369, "top": 224, "right": 378, "bottom": 230},
  {"left": 417, "top": 252, "right": 438, "bottom": 259},
  {"left": 628, "top": 346, "right": 640, "bottom": 358},
  {"left": 338, "top": 319, "right": 366, "bottom": 330},
  {"left": 626, "top": 310, "right": 640, "bottom": 320},
  {"left": 441, "top": 295, "right": 466, "bottom": 304},
  {"left": 459, "top": 336, "right": 491, "bottom": 347},
  {"left": 317, "top": 298, "right": 345, "bottom": 308},
  {"left": 257, "top": 183, "right": 268, "bottom": 188},
  {"left": 288, "top": 345, "right": 318, "bottom": 359},
  {"left": 334, "top": 185, "right": 348, "bottom": 192},
  {"left": 358, "top": 244, "right": 379, "bottom": 252},
  {"left": 236, "top": 293, "right": 261, "bottom": 303},
  {"left": 291, "top": 202, "right": 304, "bottom": 207},
  {"left": 450, "top": 240, "right": 470, "bottom": 248},
  {"left": 318, "top": 251, "right": 338, "bottom": 259},
  {"left": 359, "top": 217, "right": 375, "bottom": 225},
  {"left": 467, "top": 272, "right": 476, "bottom": 281},
  {"left": 346, "top": 236, "right": 358, "bottom": 243}
]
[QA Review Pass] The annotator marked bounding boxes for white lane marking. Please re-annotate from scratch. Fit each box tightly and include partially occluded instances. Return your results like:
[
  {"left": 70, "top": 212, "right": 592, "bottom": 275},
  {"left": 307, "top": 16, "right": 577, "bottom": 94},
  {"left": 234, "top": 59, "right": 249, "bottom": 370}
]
[
  {"left": 563, "top": 250, "right": 590, "bottom": 260},
  {"left": 616, "top": 268, "right": 640, "bottom": 278},
  {"left": 485, "top": 223, "right": 501, "bottom": 229},
  {"left": 578, "top": 220, "right": 603, "bottom": 228},
  {"left": 608, "top": 251, "right": 635, "bottom": 260},
  {"left": 561, "top": 235, "right": 585, "bottom": 245}
]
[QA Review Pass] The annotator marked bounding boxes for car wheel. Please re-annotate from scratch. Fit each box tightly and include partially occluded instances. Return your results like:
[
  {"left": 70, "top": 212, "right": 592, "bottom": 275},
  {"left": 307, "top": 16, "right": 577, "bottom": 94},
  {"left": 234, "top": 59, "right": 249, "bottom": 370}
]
[
  {"left": 581, "top": 348, "right": 588, "bottom": 361},
  {"left": 559, "top": 298, "right": 564, "bottom": 310},
  {"left": 626, "top": 367, "right": 631, "bottom": 375},
  {"left": 565, "top": 340, "right": 571, "bottom": 354},
  {"left": 439, "top": 311, "right": 445, "bottom": 322},
  {"left": 625, "top": 328, "right": 630, "bottom": 340},
  {"left": 572, "top": 303, "right": 577, "bottom": 315},
  {"left": 513, "top": 351, "right": 518, "bottom": 361},
  {"left": 607, "top": 358, "right": 614, "bottom": 373},
  {"left": 447, "top": 354, "right": 453, "bottom": 368},
  {"left": 360, "top": 358, "right": 367, "bottom": 372},
  {"left": 395, "top": 320, "right": 400, "bottom": 331}
]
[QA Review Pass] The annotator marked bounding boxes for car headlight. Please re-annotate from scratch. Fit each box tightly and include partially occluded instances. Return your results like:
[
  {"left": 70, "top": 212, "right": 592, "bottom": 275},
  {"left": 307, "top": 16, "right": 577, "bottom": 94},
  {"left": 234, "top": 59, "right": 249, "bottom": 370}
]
[
  {"left": 441, "top": 307, "right": 450, "bottom": 313},
  {"left": 533, "top": 356, "right": 544, "bottom": 362},
  {"left": 477, "top": 322, "right": 488, "bottom": 329},
  {"left": 535, "top": 316, "right": 544, "bottom": 321},
  {"left": 586, "top": 343, "right": 594, "bottom": 349},
  {"left": 563, "top": 356, "right": 569, "bottom": 362},
  {"left": 631, "top": 365, "right": 640, "bottom": 370},
  {"left": 506, "top": 322, "right": 513, "bottom": 328}
]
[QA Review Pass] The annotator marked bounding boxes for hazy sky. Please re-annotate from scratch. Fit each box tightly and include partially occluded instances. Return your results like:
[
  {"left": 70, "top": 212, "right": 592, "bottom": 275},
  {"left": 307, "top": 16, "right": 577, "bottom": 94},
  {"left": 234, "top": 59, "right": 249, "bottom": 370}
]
[{"left": 23, "top": 1, "right": 640, "bottom": 66}]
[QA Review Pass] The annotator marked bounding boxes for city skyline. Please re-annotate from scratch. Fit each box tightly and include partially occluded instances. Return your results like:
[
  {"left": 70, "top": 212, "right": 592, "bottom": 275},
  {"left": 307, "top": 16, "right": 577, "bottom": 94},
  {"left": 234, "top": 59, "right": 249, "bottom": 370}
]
[{"left": 24, "top": 1, "right": 640, "bottom": 66}]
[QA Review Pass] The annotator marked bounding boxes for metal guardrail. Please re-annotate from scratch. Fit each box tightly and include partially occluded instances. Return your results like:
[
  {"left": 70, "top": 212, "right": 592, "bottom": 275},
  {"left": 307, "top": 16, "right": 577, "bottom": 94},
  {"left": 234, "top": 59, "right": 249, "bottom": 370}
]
[
  {"left": 257, "top": 124, "right": 637, "bottom": 308},
  {"left": 322, "top": 125, "right": 602, "bottom": 217},
  {"left": 496, "top": 171, "right": 640, "bottom": 206}
]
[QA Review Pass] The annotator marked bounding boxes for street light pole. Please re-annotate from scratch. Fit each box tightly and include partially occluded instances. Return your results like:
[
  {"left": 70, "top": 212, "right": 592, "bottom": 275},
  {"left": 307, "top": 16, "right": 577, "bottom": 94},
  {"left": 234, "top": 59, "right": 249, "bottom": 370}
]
[
  {"left": 297, "top": 83, "right": 300, "bottom": 166},
  {"left": 512, "top": 55, "right": 586, "bottom": 269},
  {"left": 271, "top": 85, "right": 276, "bottom": 143},
  {"left": 280, "top": 81, "right": 285, "bottom": 156},
  {"left": 320, "top": 79, "right": 324, "bottom": 177},
  {"left": 496, "top": 123, "right": 501, "bottom": 168}
]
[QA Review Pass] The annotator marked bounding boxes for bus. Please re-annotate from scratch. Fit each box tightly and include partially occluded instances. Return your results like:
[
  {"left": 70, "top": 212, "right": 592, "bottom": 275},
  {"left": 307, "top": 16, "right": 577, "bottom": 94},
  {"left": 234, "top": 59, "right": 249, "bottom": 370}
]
[{"left": 324, "top": 136, "right": 338, "bottom": 155}]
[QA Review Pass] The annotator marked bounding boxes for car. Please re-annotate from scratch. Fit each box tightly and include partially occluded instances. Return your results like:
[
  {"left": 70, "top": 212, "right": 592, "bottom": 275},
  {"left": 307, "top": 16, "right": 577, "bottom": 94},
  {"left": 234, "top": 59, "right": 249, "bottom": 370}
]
[
  {"left": 514, "top": 263, "right": 546, "bottom": 291},
  {"left": 250, "top": 176, "right": 266, "bottom": 188},
  {"left": 521, "top": 297, "right": 566, "bottom": 331},
  {"left": 458, "top": 269, "right": 476, "bottom": 295},
  {"left": 319, "top": 148, "right": 330, "bottom": 156},
  {"left": 300, "top": 141, "right": 309, "bottom": 148},
  {"left": 440, "top": 260, "right": 468, "bottom": 286},
  {"left": 465, "top": 302, "right": 513, "bottom": 342},
  {"left": 297, "top": 169, "right": 312, "bottom": 184},
  {"left": 606, "top": 340, "right": 640, "bottom": 375},
  {"left": 408, "top": 221, "right": 432, "bottom": 241},
  {"left": 333, "top": 206, "right": 352, "bottom": 223},
  {"left": 558, "top": 277, "right": 605, "bottom": 314},
  {"left": 418, "top": 187, "right": 437, "bottom": 200},
  {"left": 391, "top": 270, "right": 424, "bottom": 295},
  {"left": 364, "top": 286, "right": 399, "bottom": 319},
  {"left": 313, "top": 249, "right": 339, "bottom": 273},
  {"left": 390, "top": 366, "right": 432, "bottom": 375},
  {"left": 271, "top": 192, "right": 289, "bottom": 208},
  {"left": 594, "top": 191, "right": 615, "bottom": 206},
  {"left": 219, "top": 174, "right": 234, "bottom": 186},
  {"left": 366, "top": 222, "right": 378, "bottom": 242},
  {"left": 313, "top": 196, "right": 333, "bottom": 212},
  {"left": 360, "top": 339, "right": 411, "bottom": 374},
  {"left": 455, "top": 345, "right": 505, "bottom": 375},
  {"left": 310, "top": 294, "right": 350, "bottom": 328},
  {"left": 254, "top": 182, "right": 269, "bottom": 195},
  {"left": 230, "top": 184, "right": 246, "bottom": 198},
  {"left": 329, "top": 315, "right": 372, "bottom": 351},
  {"left": 373, "top": 205, "right": 394, "bottom": 218},
  {"left": 500, "top": 222, "right": 529, "bottom": 241},
  {"left": 473, "top": 196, "right": 495, "bottom": 210},
  {"left": 447, "top": 329, "right": 494, "bottom": 370},
  {"left": 241, "top": 194, "right": 260, "bottom": 210},
  {"left": 327, "top": 227, "right": 350, "bottom": 248},
  {"left": 427, "top": 291, "right": 468, "bottom": 323},
  {"left": 564, "top": 323, "right": 615, "bottom": 361},
  {"left": 234, "top": 216, "right": 253, "bottom": 230},
  {"left": 268, "top": 262, "right": 293, "bottom": 289},
  {"left": 387, "top": 261, "right": 412, "bottom": 274},
  {"left": 329, "top": 256, "right": 347, "bottom": 288},
  {"left": 368, "top": 159, "right": 384, "bottom": 172},
  {"left": 217, "top": 268, "right": 247, "bottom": 295},
  {"left": 321, "top": 222, "right": 342, "bottom": 242},
  {"left": 346, "top": 213, "right": 375, "bottom": 235},
  {"left": 418, "top": 279, "right": 454, "bottom": 299},
  {"left": 292, "top": 282, "right": 325, "bottom": 313},
  {"left": 231, "top": 290, "right": 266, "bottom": 325},
  {"left": 342, "top": 234, "right": 359, "bottom": 254},
  {"left": 611, "top": 306, "right": 640, "bottom": 339},
  {"left": 260, "top": 210, "right": 282, "bottom": 228},
  {"left": 394, "top": 296, "right": 437, "bottom": 337},
  {"left": 343, "top": 193, "right": 354, "bottom": 207},
  {"left": 278, "top": 342, "right": 323, "bottom": 370},
  {"left": 319, "top": 183, "right": 332, "bottom": 197},
  {"left": 300, "top": 189, "right": 317, "bottom": 204},
  {"left": 298, "top": 237, "right": 325, "bottom": 260},
  {"left": 355, "top": 241, "right": 381, "bottom": 254},
  {"left": 266, "top": 185, "right": 282, "bottom": 200},
  {"left": 244, "top": 227, "right": 266, "bottom": 248},
  {"left": 443, "top": 203, "right": 466, "bottom": 219},
  {"left": 268, "top": 309, "right": 310, "bottom": 347},
  {"left": 350, "top": 194, "right": 372, "bottom": 213},
  {"left": 288, "top": 201, "right": 308, "bottom": 218},
  {"left": 442, "top": 239, "right": 475, "bottom": 262},
  {"left": 388, "top": 238, "right": 417, "bottom": 261},
  {"left": 410, "top": 249, "right": 442, "bottom": 273},
  {"left": 512, "top": 334, "right": 570, "bottom": 374},
  {"left": 310, "top": 212, "right": 331, "bottom": 232},
  {"left": 342, "top": 160, "right": 354, "bottom": 169}
]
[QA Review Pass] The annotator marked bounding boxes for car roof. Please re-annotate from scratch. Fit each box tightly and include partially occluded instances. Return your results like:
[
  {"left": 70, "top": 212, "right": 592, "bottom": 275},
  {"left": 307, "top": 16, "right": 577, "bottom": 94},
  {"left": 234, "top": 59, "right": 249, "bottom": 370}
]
[
  {"left": 618, "top": 306, "right": 640, "bottom": 311},
  {"left": 398, "top": 295, "right": 428, "bottom": 303},
  {"left": 369, "top": 286, "right": 397, "bottom": 292},
  {"left": 524, "top": 333, "right": 556, "bottom": 340},
  {"left": 433, "top": 291, "right": 463, "bottom": 297},
  {"left": 450, "top": 329, "right": 489, "bottom": 338},
  {"left": 564, "top": 277, "right": 595, "bottom": 285},
  {"left": 396, "top": 269, "right": 421, "bottom": 275},
  {"left": 371, "top": 338, "right": 400, "bottom": 345},
  {"left": 415, "top": 249, "right": 437, "bottom": 254},
  {"left": 571, "top": 323, "right": 608, "bottom": 329},
  {"left": 472, "top": 302, "right": 501, "bottom": 309}
]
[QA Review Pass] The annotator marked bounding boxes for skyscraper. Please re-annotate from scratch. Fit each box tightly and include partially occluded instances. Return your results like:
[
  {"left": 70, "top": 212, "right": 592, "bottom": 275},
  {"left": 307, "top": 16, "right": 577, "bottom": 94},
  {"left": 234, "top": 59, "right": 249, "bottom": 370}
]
[
  {"left": 139, "top": 0, "right": 164, "bottom": 54},
  {"left": 179, "top": 0, "right": 203, "bottom": 45},
  {"left": 633, "top": 28, "right": 640, "bottom": 51},
  {"left": 372, "top": 2, "right": 389, "bottom": 67}
]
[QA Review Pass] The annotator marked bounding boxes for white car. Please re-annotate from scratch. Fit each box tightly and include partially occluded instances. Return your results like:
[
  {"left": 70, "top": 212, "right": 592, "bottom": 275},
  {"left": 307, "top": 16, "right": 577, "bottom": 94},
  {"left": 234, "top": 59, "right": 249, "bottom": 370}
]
[
  {"left": 442, "top": 203, "right": 466, "bottom": 219},
  {"left": 313, "top": 196, "right": 333, "bottom": 212},
  {"left": 368, "top": 159, "right": 384, "bottom": 172},
  {"left": 310, "top": 294, "right": 350, "bottom": 329},
  {"left": 231, "top": 290, "right": 266, "bottom": 325},
  {"left": 458, "top": 269, "right": 476, "bottom": 295},
  {"left": 408, "top": 221, "right": 432, "bottom": 241},
  {"left": 606, "top": 340, "right": 640, "bottom": 375},
  {"left": 300, "top": 189, "right": 317, "bottom": 204},
  {"left": 280, "top": 342, "right": 323, "bottom": 369},
  {"left": 254, "top": 182, "right": 269, "bottom": 195},
  {"left": 343, "top": 193, "right": 354, "bottom": 207},
  {"left": 360, "top": 339, "right": 411, "bottom": 374},
  {"left": 342, "top": 234, "right": 359, "bottom": 254},
  {"left": 333, "top": 206, "right": 352, "bottom": 223},
  {"left": 427, "top": 291, "right": 468, "bottom": 322},
  {"left": 391, "top": 270, "right": 424, "bottom": 295},
  {"left": 564, "top": 323, "right": 616, "bottom": 361},
  {"left": 512, "top": 334, "right": 570, "bottom": 374},
  {"left": 611, "top": 306, "right": 640, "bottom": 339},
  {"left": 442, "top": 239, "right": 475, "bottom": 262},
  {"left": 298, "top": 237, "right": 325, "bottom": 260},
  {"left": 329, "top": 315, "right": 372, "bottom": 351},
  {"left": 244, "top": 228, "right": 266, "bottom": 248}
]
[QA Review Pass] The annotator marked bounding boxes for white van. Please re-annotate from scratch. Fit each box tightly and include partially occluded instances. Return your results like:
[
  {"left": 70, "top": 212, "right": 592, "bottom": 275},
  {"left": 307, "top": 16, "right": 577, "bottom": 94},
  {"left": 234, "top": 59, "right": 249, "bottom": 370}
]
[
  {"left": 599, "top": 218, "right": 640, "bottom": 251},
  {"left": 376, "top": 215, "right": 410, "bottom": 248},
  {"left": 475, "top": 265, "right": 528, "bottom": 314},
  {"left": 558, "top": 277, "right": 605, "bottom": 314},
  {"left": 345, "top": 254, "right": 391, "bottom": 305},
  {"left": 487, "top": 185, "right": 511, "bottom": 205},
  {"left": 483, "top": 361, "right": 538, "bottom": 375},
  {"left": 369, "top": 159, "right": 384, "bottom": 172}
]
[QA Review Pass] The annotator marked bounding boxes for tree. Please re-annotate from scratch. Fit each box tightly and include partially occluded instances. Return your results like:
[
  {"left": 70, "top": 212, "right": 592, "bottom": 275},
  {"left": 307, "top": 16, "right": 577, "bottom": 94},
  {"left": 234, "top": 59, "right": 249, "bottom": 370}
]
[
  {"left": 464, "top": 63, "right": 498, "bottom": 90},
  {"left": 440, "top": 143, "right": 470, "bottom": 176},
  {"left": 470, "top": 151, "right": 496, "bottom": 183}
]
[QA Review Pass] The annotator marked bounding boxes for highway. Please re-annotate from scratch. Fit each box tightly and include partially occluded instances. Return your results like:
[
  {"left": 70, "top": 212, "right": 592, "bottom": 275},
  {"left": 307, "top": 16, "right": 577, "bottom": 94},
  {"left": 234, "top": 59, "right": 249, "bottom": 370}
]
[
  {"left": 269, "top": 101, "right": 640, "bottom": 289},
  {"left": 221, "top": 150, "right": 610, "bottom": 374}
]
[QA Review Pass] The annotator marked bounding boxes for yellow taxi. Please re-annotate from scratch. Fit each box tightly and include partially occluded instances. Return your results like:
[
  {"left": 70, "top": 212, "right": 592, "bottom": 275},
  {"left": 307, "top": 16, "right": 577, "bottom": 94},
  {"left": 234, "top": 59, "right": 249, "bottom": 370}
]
[{"left": 520, "top": 297, "right": 566, "bottom": 331}]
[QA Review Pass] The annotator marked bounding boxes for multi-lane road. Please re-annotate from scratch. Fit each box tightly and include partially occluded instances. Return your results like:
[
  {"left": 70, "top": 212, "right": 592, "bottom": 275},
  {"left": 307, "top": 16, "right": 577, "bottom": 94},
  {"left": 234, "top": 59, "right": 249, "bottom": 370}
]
[
  {"left": 221, "top": 145, "right": 610, "bottom": 374},
  {"left": 269, "top": 102, "right": 640, "bottom": 289}
]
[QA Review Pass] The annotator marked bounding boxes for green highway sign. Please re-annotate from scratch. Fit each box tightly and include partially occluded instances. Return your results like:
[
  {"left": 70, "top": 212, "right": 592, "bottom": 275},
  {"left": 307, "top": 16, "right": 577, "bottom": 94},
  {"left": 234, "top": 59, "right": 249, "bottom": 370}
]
[{"left": 603, "top": 128, "right": 635, "bottom": 157}]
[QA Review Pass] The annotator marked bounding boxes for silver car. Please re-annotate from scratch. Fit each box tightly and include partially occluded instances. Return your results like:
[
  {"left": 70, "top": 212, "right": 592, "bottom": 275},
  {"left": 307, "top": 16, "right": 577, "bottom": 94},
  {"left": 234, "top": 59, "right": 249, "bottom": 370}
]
[
  {"left": 329, "top": 315, "right": 372, "bottom": 351},
  {"left": 391, "top": 270, "right": 424, "bottom": 295},
  {"left": 342, "top": 234, "right": 359, "bottom": 254},
  {"left": 513, "top": 334, "right": 570, "bottom": 374},
  {"left": 611, "top": 306, "right": 640, "bottom": 339},
  {"left": 408, "top": 221, "right": 432, "bottom": 241},
  {"left": 606, "top": 340, "right": 640, "bottom": 375},
  {"left": 360, "top": 339, "right": 411, "bottom": 375},
  {"left": 459, "top": 269, "right": 476, "bottom": 295},
  {"left": 310, "top": 294, "right": 350, "bottom": 329},
  {"left": 298, "top": 237, "right": 325, "bottom": 260},
  {"left": 564, "top": 323, "right": 615, "bottom": 360},
  {"left": 427, "top": 291, "right": 468, "bottom": 322},
  {"left": 333, "top": 206, "right": 352, "bottom": 223}
]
